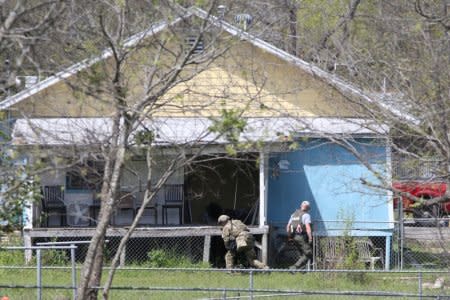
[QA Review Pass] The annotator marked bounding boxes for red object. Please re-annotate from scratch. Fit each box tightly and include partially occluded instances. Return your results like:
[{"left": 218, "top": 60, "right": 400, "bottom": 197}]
[{"left": 393, "top": 181, "right": 450, "bottom": 213}]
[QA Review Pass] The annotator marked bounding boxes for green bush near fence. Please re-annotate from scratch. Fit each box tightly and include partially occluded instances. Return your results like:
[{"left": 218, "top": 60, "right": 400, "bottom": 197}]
[
  {"left": 40, "top": 249, "right": 69, "bottom": 266},
  {"left": 145, "top": 249, "right": 209, "bottom": 268},
  {"left": 0, "top": 248, "right": 69, "bottom": 266},
  {"left": 0, "top": 248, "right": 25, "bottom": 265}
]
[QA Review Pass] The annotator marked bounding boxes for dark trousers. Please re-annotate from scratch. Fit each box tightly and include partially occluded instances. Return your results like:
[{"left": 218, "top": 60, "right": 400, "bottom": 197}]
[{"left": 291, "top": 234, "right": 312, "bottom": 268}]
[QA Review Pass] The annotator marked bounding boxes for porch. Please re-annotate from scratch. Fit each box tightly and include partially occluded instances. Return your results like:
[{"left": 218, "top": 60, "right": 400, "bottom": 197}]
[
  {"left": 23, "top": 226, "right": 270, "bottom": 267},
  {"left": 35, "top": 153, "right": 262, "bottom": 228}
]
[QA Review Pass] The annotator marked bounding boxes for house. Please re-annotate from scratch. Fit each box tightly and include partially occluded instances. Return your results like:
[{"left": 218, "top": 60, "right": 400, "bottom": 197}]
[{"left": 0, "top": 7, "right": 393, "bottom": 268}]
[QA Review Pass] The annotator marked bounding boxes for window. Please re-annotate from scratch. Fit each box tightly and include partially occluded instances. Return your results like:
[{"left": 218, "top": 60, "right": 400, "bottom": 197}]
[{"left": 185, "top": 35, "right": 204, "bottom": 55}]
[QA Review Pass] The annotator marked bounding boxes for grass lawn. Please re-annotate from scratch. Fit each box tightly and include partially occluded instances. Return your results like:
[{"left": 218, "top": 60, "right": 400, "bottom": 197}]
[{"left": 0, "top": 267, "right": 447, "bottom": 300}]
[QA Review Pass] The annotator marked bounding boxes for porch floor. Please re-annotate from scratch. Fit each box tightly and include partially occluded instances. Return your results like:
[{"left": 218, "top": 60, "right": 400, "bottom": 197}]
[{"left": 25, "top": 225, "right": 268, "bottom": 238}]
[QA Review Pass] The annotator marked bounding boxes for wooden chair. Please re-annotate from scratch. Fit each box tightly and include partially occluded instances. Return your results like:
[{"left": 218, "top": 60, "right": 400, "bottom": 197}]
[
  {"left": 162, "top": 184, "right": 184, "bottom": 225},
  {"left": 42, "top": 186, "right": 66, "bottom": 227},
  {"left": 355, "top": 239, "right": 384, "bottom": 270},
  {"left": 135, "top": 191, "right": 158, "bottom": 225},
  {"left": 322, "top": 237, "right": 346, "bottom": 269},
  {"left": 89, "top": 197, "right": 101, "bottom": 226},
  {"left": 113, "top": 191, "right": 136, "bottom": 226}
]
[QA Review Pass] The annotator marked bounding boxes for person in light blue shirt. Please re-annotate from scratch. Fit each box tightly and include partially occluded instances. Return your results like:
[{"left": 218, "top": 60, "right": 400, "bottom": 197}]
[{"left": 286, "top": 200, "right": 313, "bottom": 270}]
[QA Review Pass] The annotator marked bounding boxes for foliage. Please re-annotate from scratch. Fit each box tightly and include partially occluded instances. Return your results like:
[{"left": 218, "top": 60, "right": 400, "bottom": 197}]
[
  {"left": 39, "top": 249, "right": 69, "bottom": 266},
  {"left": 0, "top": 149, "right": 41, "bottom": 232},
  {"left": 331, "top": 209, "right": 369, "bottom": 283},
  {"left": 134, "top": 130, "right": 155, "bottom": 146},
  {"left": 0, "top": 233, "right": 24, "bottom": 267},
  {"left": 146, "top": 249, "right": 209, "bottom": 268},
  {"left": 0, "top": 249, "right": 25, "bottom": 266},
  {"left": 209, "top": 109, "right": 247, "bottom": 144}
]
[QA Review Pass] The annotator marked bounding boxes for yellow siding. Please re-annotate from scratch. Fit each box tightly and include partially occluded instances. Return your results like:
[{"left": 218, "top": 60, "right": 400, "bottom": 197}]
[
  {"left": 9, "top": 40, "right": 359, "bottom": 118},
  {"left": 12, "top": 80, "right": 114, "bottom": 118}
]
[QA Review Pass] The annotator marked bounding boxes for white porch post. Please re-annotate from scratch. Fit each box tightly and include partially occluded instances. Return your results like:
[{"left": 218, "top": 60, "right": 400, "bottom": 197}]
[
  {"left": 258, "top": 151, "right": 267, "bottom": 227},
  {"left": 20, "top": 155, "right": 34, "bottom": 262},
  {"left": 23, "top": 201, "right": 33, "bottom": 262},
  {"left": 23, "top": 195, "right": 33, "bottom": 230},
  {"left": 259, "top": 151, "right": 268, "bottom": 265},
  {"left": 21, "top": 154, "right": 33, "bottom": 230}
]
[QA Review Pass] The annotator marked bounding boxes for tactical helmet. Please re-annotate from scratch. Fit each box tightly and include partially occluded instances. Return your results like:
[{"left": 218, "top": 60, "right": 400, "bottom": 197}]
[{"left": 217, "top": 214, "right": 230, "bottom": 224}]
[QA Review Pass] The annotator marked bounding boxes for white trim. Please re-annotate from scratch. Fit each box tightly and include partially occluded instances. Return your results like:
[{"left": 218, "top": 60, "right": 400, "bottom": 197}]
[
  {"left": 259, "top": 151, "right": 267, "bottom": 227},
  {"left": 22, "top": 155, "right": 33, "bottom": 229},
  {"left": 11, "top": 117, "right": 385, "bottom": 146},
  {"left": 23, "top": 200, "right": 33, "bottom": 229}
]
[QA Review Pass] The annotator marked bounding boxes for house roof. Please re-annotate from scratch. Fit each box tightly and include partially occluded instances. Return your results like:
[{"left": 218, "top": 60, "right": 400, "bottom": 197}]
[
  {"left": 0, "top": 14, "right": 188, "bottom": 111},
  {"left": 0, "top": 7, "right": 412, "bottom": 122},
  {"left": 12, "top": 117, "right": 386, "bottom": 146}
]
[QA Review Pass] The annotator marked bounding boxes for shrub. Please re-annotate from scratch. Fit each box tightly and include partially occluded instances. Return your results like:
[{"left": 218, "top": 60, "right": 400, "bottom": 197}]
[
  {"left": 0, "top": 249, "right": 25, "bottom": 265},
  {"left": 146, "top": 249, "right": 209, "bottom": 268},
  {"left": 40, "top": 249, "right": 68, "bottom": 266}
]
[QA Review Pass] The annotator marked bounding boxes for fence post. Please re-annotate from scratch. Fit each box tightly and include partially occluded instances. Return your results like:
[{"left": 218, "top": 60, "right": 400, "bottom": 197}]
[
  {"left": 418, "top": 271, "right": 422, "bottom": 300},
  {"left": 36, "top": 249, "right": 42, "bottom": 300},
  {"left": 71, "top": 244, "right": 77, "bottom": 300},
  {"left": 249, "top": 270, "right": 254, "bottom": 300},
  {"left": 203, "top": 235, "right": 211, "bottom": 263},
  {"left": 120, "top": 243, "right": 126, "bottom": 267},
  {"left": 261, "top": 233, "right": 268, "bottom": 265},
  {"left": 23, "top": 231, "right": 32, "bottom": 264},
  {"left": 399, "top": 201, "right": 404, "bottom": 270}
]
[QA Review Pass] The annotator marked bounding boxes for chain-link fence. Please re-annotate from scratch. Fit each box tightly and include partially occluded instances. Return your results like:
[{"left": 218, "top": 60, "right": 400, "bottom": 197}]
[
  {"left": 269, "top": 221, "right": 396, "bottom": 271},
  {"left": 400, "top": 218, "right": 450, "bottom": 271},
  {"left": 1, "top": 219, "right": 450, "bottom": 299},
  {"left": 5, "top": 220, "right": 450, "bottom": 272},
  {"left": 30, "top": 234, "right": 218, "bottom": 268},
  {"left": 1, "top": 265, "right": 449, "bottom": 299},
  {"left": 271, "top": 219, "right": 450, "bottom": 272}
]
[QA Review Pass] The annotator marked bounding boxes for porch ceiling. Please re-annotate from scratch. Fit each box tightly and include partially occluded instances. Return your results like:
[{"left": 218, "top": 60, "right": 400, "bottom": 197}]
[{"left": 11, "top": 117, "right": 386, "bottom": 146}]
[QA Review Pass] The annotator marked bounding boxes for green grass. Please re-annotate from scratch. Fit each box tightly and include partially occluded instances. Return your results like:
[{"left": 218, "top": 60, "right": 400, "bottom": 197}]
[{"left": 0, "top": 267, "right": 447, "bottom": 300}]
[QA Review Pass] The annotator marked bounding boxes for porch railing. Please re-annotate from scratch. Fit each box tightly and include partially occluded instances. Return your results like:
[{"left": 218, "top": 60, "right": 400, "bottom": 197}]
[
  {"left": 392, "top": 156, "right": 445, "bottom": 180},
  {"left": 39, "top": 184, "right": 185, "bottom": 228}
]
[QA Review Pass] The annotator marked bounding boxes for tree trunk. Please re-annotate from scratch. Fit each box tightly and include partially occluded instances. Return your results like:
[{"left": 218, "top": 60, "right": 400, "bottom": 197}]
[
  {"left": 86, "top": 235, "right": 105, "bottom": 300},
  {"left": 77, "top": 124, "right": 128, "bottom": 299},
  {"left": 77, "top": 197, "right": 116, "bottom": 299}
]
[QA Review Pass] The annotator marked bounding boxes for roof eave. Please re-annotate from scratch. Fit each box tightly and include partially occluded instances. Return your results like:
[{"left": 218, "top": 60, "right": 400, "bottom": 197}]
[{"left": 0, "top": 14, "right": 190, "bottom": 111}]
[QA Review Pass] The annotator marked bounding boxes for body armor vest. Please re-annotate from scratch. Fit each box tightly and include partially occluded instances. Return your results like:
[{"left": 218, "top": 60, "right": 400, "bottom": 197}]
[{"left": 289, "top": 210, "right": 307, "bottom": 236}]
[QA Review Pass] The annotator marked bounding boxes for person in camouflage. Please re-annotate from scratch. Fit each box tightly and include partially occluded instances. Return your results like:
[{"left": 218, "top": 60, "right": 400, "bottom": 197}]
[
  {"left": 217, "top": 215, "right": 268, "bottom": 270},
  {"left": 286, "top": 200, "right": 313, "bottom": 270}
]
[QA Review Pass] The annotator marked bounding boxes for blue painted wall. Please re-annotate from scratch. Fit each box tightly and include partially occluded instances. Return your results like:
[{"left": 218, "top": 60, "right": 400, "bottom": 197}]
[{"left": 267, "top": 139, "right": 391, "bottom": 236}]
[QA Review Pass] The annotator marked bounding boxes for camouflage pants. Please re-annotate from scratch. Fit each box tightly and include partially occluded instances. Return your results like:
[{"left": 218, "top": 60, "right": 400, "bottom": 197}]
[
  {"left": 225, "top": 248, "right": 267, "bottom": 269},
  {"left": 291, "top": 234, "right": 312, "bottom": 268}
]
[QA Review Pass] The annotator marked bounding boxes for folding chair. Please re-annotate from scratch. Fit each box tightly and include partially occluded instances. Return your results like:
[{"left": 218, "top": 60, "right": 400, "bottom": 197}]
[
  {"left": 42, "top": 186, "right": 66, "bottom": 227},
  {"left": 355, "top": 239, "right": 384, "bottom": 270},
  {"left": 162, "top": 184, "right": 184, "bottom": 225}
]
